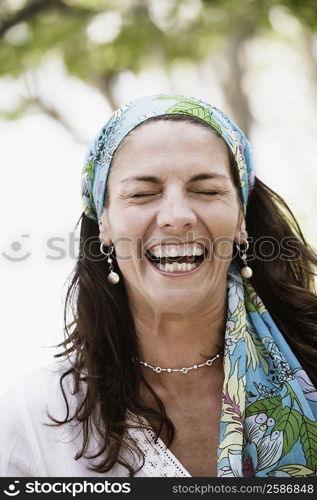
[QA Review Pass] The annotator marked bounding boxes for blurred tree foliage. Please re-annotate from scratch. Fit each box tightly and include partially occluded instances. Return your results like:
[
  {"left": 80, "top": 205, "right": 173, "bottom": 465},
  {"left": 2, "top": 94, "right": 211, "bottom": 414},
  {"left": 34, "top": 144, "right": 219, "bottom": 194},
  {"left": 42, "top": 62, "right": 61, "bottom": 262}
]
[{"left": 0, "top": 0, "right": 316, "bottom": 137}]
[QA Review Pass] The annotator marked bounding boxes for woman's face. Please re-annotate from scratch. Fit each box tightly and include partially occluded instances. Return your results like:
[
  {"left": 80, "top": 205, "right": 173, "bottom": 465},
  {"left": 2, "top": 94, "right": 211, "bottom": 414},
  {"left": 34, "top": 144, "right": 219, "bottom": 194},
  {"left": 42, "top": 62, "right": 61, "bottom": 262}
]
[{"left": 99, "top": 120, "right": 245, "bottom": 315}]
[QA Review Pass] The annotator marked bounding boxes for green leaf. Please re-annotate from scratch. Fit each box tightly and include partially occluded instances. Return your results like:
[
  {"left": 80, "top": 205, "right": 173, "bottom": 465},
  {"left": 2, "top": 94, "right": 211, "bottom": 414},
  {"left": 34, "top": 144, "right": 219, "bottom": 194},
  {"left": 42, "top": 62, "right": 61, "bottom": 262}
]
[
  {"left": 245, "top": 396, "right": 282, "bottom": 419},
  {"left": 268, "top": 464, "right": 315, "bottom": 477},
  {"left": 284, "top": 382, "right": 305, "bottom": 413},
  {"left": 155, "top": 96, "right": 222, "bottom": 134},
  {"left": 245, "top": 296, "right": 256, "bottom": 312},
  {"left": 245, "top": 326, "right": 270, "bottom": 374},
  {"left": 83, "top": 159, "right": 95, "bottom": 179},
  {"left": 273, "top": 407, "right": 303, "bottom": 458},
  {"left": 300, "top": 417, "right": 317, "bottom": 470}
]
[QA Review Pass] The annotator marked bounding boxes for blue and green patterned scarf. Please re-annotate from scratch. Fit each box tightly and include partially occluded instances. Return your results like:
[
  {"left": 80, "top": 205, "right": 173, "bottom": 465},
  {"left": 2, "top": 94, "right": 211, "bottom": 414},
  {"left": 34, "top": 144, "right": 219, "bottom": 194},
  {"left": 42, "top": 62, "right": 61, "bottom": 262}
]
[{"left": 81, "top": 94, "right": 317, "bottom": 477}]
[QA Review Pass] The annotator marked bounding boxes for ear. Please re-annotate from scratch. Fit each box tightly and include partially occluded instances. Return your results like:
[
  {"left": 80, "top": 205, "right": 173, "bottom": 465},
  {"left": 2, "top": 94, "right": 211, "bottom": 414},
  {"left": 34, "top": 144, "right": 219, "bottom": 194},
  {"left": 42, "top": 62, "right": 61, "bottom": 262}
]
[
  {"left": 234, "top": 213, "right": 248, "bottom": 245},
  {"left": 98, "top": 211, "right": 112, "bottom": 246}
]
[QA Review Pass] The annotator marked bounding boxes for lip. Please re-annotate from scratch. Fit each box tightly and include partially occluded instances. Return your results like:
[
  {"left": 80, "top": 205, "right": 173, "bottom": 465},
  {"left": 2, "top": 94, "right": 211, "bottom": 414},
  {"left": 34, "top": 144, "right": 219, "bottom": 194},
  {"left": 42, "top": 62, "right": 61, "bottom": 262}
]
[{"left": 146, "top": 253, "right": 207, "bottom": 277}]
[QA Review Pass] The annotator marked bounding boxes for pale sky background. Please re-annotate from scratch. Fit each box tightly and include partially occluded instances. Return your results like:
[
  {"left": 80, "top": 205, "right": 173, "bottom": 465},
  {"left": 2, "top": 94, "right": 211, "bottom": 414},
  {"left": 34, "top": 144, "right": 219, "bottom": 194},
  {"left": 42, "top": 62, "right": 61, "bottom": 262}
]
[{"left": 1, "top": 11, "right": 317, "bottom": 395}]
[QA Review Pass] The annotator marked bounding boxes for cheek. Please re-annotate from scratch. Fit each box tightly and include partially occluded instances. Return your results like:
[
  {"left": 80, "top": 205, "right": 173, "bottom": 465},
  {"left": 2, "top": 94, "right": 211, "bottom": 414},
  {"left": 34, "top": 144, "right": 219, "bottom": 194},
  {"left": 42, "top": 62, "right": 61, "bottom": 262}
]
[
  {"left": 115, "top": 239, "right": 134, "bottom": 262},
  {"left": 108, "top": 210, "right": 149, "bottom": 263},
  {"left": 108, "top": 206, "right": 144, "bottom": 237},
  {"left": 204, "top": 206, "right": 239, "bottom": 262},
  {"left": 212, "top": 238, "right": 234, "bottom": 264},
  {"left": 114, "top": 239, "right": 146, "bottom": 281},
  {"left": 206, "top": 203, "right": 239, "bottom": 236},
  {"left": 109, "top": 201, "right": 156, "bottom": 236}
]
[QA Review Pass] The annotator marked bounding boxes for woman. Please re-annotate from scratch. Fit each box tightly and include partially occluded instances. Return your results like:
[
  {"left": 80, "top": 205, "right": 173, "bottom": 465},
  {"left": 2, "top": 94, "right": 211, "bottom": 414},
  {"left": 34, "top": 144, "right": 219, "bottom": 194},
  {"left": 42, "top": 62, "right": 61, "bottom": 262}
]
[{"left": 1, "top": 94, "right": 317, "bottom": 477}]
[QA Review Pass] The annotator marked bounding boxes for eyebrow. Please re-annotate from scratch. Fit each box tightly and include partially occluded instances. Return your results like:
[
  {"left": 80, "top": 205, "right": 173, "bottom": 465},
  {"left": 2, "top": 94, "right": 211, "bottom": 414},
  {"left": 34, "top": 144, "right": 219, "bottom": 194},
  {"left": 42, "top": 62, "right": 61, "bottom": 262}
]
[{"left": 119, "top": 173, "right": 229, "bottom": 184}]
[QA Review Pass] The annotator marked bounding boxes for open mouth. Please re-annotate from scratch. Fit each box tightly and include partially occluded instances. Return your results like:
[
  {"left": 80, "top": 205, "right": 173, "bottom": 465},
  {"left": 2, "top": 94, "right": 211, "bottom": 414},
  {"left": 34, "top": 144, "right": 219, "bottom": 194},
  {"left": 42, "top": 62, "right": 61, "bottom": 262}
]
[{"left": 145, "top": 244, "right": 208, "bottom": 273}]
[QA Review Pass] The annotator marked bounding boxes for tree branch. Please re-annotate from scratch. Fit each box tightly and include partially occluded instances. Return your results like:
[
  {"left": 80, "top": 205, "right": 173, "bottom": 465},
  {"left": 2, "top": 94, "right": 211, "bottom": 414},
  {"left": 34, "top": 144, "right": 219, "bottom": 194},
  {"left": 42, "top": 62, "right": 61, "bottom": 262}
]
[
  {"left": 93, "top": 72, "right": 120, "bottom": 111},
  {"left": 0, "top": 0, "right": 59, "bottom": 36},
  {"left": 0, "top": 0, "right": 92, "bottom": 37},
  {"left": 31, "top": 96, "right": 88, "bottom": 145},
  {"left": 217, "top": 22, "right": 254, "bottom": 136},
  {"left": 301, "top": 28, "right": 317, "bottom": 88}
]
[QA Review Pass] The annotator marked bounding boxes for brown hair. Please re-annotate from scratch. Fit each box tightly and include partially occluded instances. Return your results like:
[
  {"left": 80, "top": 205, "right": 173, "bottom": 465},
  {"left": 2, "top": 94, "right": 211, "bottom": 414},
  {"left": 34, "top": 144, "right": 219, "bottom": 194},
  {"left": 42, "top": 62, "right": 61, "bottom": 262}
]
[{"left": 48, "top": 114, "right": 317, "bottom": 476}]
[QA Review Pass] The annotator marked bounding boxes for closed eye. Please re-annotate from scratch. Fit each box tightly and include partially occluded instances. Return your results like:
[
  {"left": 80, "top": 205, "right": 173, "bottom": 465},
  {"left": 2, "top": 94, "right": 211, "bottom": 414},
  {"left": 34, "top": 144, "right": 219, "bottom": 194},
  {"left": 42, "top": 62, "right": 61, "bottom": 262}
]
[
  {"left": 131, "top": 193, "right": 158, "bottom": 198},
  {"left": 191, "top": 191, "right": 219, "bottom": 195}
]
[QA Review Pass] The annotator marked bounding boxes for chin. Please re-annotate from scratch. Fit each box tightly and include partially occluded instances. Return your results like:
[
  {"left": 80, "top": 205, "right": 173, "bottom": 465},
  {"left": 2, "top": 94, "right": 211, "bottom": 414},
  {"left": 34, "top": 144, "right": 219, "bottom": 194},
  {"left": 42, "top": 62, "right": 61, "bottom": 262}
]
[{"left": 150, "top": 292, "right": 201, "bottom": 312}]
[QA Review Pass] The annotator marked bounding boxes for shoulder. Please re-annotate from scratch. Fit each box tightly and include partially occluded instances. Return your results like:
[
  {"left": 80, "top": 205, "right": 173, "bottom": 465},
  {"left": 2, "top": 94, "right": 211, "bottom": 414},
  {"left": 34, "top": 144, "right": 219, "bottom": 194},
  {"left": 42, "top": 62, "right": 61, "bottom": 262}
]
[
  {"left": 0, "top": 356, "right": 77, "bottom": 419},
  {"left": 0, "top": 356, "right": 84, "bottom": 476},
  {"left": 0, "top": 357, "right": 143, "bottom": 477}
]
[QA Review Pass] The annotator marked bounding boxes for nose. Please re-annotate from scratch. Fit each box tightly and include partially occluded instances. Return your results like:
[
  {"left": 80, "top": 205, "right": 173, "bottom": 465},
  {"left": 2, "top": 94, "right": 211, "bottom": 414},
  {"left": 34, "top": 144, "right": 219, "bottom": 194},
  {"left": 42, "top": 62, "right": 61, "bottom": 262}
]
[{"left": 156, "top": 188, "right": 197, "bottom": 231}]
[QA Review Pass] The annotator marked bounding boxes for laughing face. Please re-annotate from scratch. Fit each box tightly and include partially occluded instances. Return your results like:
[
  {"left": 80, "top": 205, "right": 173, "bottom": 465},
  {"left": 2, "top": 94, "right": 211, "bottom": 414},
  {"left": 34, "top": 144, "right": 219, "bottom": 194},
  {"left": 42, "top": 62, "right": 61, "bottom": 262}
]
[{"left": 99, "top": 119, "right": 246, "bottom": 315}]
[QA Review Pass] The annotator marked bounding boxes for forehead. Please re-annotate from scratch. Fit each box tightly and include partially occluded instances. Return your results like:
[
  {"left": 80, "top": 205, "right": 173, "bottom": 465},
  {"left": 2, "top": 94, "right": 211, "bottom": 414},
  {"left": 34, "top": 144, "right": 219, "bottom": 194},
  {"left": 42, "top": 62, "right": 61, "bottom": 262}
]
[{"left": 110, "top": 120, "right": 230, "bottom": 178}]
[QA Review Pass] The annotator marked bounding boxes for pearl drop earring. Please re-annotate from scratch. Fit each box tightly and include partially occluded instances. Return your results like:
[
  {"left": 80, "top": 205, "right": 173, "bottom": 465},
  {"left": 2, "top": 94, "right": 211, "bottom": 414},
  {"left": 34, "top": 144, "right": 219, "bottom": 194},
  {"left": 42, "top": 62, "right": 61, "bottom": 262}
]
[
  {"left": 100, "top": 243, "right": 120, "bottom": 284},
  {"left": 236, "top": 238, "right": 253, "bottom": 279}
]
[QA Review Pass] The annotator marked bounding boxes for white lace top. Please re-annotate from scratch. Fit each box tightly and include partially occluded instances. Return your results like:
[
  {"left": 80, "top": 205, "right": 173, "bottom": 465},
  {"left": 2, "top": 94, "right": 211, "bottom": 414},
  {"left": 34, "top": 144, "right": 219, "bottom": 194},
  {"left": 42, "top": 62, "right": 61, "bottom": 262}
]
[
  {"left": 0, "top": 359, "right": 191, "bottom": 477},
  {"left": 126, "top": 412, "right": 190, "bottom": 477}
]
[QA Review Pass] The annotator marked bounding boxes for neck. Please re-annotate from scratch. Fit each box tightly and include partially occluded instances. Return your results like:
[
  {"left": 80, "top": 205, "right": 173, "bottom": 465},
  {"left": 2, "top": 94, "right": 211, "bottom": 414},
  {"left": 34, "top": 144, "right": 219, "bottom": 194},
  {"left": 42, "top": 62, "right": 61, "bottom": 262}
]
[{"left": 132, "top": 286, "right": 227, "bottom": 397}]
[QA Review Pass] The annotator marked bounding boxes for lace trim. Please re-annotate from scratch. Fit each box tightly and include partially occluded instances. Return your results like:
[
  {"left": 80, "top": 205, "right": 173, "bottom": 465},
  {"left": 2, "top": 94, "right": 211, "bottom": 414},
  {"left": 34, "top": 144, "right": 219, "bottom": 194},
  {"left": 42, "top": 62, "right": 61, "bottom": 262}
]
[{"left": 126, "top": 411, "right": 191, "bottom": 477}]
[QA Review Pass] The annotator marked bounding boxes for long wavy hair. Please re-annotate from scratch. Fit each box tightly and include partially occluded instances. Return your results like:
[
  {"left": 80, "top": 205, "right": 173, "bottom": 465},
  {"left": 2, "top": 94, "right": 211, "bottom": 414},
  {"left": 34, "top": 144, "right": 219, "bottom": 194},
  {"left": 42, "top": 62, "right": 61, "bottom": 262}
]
[{"left": 48, "top": 114, "right": 317, "bottom": 476}]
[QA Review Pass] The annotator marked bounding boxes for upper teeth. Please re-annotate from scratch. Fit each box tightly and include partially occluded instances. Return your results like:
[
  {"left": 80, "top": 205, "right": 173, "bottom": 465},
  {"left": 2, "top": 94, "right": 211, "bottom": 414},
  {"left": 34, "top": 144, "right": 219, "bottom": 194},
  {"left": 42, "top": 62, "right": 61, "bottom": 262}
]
[{"left": 148, "top": 244, "right": 204, "bottom": 258}]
